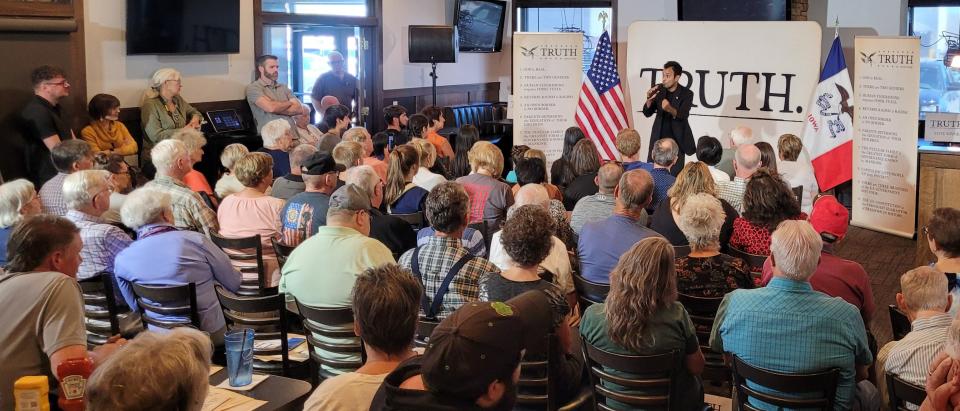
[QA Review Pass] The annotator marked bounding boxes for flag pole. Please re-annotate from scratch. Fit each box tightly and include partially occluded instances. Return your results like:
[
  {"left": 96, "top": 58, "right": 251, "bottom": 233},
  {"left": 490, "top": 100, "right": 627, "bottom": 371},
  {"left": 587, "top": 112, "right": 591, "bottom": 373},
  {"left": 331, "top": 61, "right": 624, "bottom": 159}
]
[
  {"left": 834, "top": 16, "right": 840, "bottom": 38},
  {"left": 599, "top": 11, "right": 609, "bottom": 33}
]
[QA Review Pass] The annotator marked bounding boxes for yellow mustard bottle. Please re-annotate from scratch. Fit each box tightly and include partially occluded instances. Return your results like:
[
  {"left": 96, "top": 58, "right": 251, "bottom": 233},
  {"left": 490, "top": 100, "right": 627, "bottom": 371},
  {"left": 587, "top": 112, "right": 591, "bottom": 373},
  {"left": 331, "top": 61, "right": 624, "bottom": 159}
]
[{"left": 14, "top": 376, "right": 50, "bottom": 411}]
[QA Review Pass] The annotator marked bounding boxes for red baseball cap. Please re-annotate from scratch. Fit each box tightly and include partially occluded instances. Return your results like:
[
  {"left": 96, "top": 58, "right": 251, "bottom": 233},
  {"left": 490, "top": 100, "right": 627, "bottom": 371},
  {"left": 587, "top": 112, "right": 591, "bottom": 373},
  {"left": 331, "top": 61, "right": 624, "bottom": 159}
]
[{"left": 809, "top": 195, "right": 849, "bottom": 241}]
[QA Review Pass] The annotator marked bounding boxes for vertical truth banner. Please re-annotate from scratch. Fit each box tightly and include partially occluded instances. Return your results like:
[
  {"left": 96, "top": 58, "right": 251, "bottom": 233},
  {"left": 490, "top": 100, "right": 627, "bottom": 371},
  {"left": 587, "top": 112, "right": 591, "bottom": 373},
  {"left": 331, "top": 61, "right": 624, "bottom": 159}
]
[
  {"left": 513, "top": 32, "right": 583, "bottom": 162},
  {"left": 851, "top": 36, "right": 920, "bottom": 238}
]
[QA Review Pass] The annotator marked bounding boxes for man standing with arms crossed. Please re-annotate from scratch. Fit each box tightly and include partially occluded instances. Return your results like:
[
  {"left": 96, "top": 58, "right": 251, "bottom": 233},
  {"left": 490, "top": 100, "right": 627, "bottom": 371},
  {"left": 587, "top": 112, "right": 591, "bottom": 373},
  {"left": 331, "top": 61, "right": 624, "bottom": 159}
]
[{"left": 246, "top": 55, "right": 310, "bottom": 134}]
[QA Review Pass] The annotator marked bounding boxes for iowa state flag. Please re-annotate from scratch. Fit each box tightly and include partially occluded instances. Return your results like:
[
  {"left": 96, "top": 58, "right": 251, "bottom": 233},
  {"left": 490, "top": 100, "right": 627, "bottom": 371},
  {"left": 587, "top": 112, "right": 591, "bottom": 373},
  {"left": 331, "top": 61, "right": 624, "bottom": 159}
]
[{"left": 801, "top": 36, "right": 854, "bottom": 191}]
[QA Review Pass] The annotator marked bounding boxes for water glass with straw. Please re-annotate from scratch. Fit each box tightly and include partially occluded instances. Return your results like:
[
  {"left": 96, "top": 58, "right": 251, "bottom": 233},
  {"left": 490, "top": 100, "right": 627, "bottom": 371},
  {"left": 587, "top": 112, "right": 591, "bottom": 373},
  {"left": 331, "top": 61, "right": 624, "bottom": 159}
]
[{"left": 225, "top": 328, "right": 254, "bottom": 387}]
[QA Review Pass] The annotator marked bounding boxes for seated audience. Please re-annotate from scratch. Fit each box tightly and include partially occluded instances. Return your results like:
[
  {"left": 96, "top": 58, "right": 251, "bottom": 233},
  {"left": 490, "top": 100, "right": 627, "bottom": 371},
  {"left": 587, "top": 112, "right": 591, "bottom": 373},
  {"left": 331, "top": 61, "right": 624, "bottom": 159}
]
[
  {"left": 617, "top": 128, "right": 648, "bottom": 171},
  {"left": 40, "top": 139, "right": 94, "bottom": 215},
  {"left": 21, "top": 65, "right": 77, "bottom": 185},
  {"left": 675, "top": 193, "right": 752, "bottom": 297},
  {"left": 382, "top": 104, "right": 409, "bottom": 150},
  {"left": 303, "top": 264, "right": 421, "bottom": 411},
  {"left": 319, "top": 104, "right": 351, "bottom": 153},
  {"left": 730, "top": 168, "right": 806, "bottom": 255},
  {"left": 63, "top": 170, "right": 133, "bottom": 280},
  {"left": 217, "top": 152, "right": 284, "bottom": 286},
  {"left": 115, "top": 188, "right": 241, "bottom": 342},
  {"left": 411, "top": 138, "right": 447, "bottom": 191},
  {"left": 697, "top": 135, "right": 731, "bottom": 183},
  {"left": 451, "top": 124, "right": 479, "bottom": 179},
  {"left": 717, "top": 143, "right": 761, "bottom": 212},
  {"left": 279, "top": 152, "right": 343, "bottom": 246},
  {"left": 651, "top": 161, "right": 738, "bottom": 249},
  {"left": 777, "top": 133, "right": 817, "bottom": 214},
  {"left": 344, "top": 166, "right": 417, "bottom": 255},
  {"left": 171, "top": 128, "right": 214, "bottom": 198},
  {"left": 562, "top": 138, "right": 601, "bottom": 210},
  {"left": 313, "top": 96, "right": 339, "bottom": 134},
  {"left": 280, "top": 184, "right": 394, "bottom": 375},
  {"left": 92, "top": 153, "right": 133, "bottom": 224},
  {"left": 343, "top": 126, "right": 388, "bottom": 183},
  {"left": 420, "top": 105, "right": 454, "bottom": 160},
  {"left": 710, "top": 221, "right": 877, "bottom": 411},
  {"left": 333, "top": 141, "right": 365, "bottom": 184},
  {"left": 144, "top": 140, "right": 219, "bottom": 235},
  {"left": 504, "top": 145, "right": 529, "bottom": 184},
  {"left": 384, "top": 144, "right": 429, "bottom": 214},
  {"left": 512, "top": 157, "right": 562, "bottom": 201},
  {"left": 245, "top": 54, "right": 310, "bottom": 134},
  {"left": 86, "top": 328, "right": 210, "bottom": 411},
  {"left": 876, "top": 266, "right": 951, "bottom": 402},
  {"left": 456, "top": 141, "right": 514, "bottom": 229},
  {"left": 578, "top": 169, "right": 659, "bottom": 284},
  {"left": 140, "top": 68, "right": 201, "bottom": 161},
  {"left": 0, "top": 179, "right": 42, "bottom": 266},
  {"left": 80, "top": 93, "right": 138, "bottom": 161},
  {"left": 0, "top": 215, "right": 124, "bottom": 411},
  {"left": 416, "top": 225, "right": 486, "bottom": 258},
  {"left": 551, "top": 126, "right": 586, "bottom": 190},
  {"left": 407, "top": 114, "right": 428, "bottom": 141},
  {"left": 399, "top": 182, "right": 500, "bottom": 319},
  {"left": 256, "top": 118, "right": 295, "bottom": 178},
  {"left": 512, "top": 158, "right": 576, "bottom": 248},
  {"left": 580, "top": 237, "right": 705, "bottom": 409},
  {"left": 755, "top": 141, "right": 778, "bottom": 174},
  {"left": 760, "top": 195, "right": 875, "bottom": 324},
  {"left": 370, "top": 291, "right": 555, "bottom": 410},
  {"left": 372, "top": 131, "right": 389, "bottom": 161},
  {"left": 570, "top": 162, "right": 630, "bottom": 234},
  {"left": 214, "top": 143, "right": 250, "bottom": 199},
  {"left": 647, "top": 137, "right": 679, "bottom": 213},
  {"left": 716, "top": 125, "right": 754, "bottom": 177},
  {"left": 927, "top": 207, "right": 960, "bottom": 318},
  {"left": 270, "top": 143, "right": 315, "bottom": 200},
  {"left": 294, "top": 111, "right": 322, "bottom": 146}
]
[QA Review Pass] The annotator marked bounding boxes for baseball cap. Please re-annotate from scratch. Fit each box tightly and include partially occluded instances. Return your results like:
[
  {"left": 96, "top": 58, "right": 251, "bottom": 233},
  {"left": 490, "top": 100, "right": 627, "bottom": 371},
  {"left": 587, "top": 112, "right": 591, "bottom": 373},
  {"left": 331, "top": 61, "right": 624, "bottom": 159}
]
[
  {"left": 420, "top": 290, "right": 554, "bottom": 401},
  {"left": 300, "top": 152, "right": 345, "bottom": 175},
  {"left": 328, "top": 184, "right": 371, "bottom": 212},
  {"left": 809, "top": 194, "right": 849, "bottom": 241}
]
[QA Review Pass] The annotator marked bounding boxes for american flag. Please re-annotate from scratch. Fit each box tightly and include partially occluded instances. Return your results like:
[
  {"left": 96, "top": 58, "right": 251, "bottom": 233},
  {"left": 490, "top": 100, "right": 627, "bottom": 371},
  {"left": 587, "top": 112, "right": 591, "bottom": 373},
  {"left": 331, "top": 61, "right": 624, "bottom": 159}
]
[{"left": 575, "top": 31, "right": 628, "bottom": 161}]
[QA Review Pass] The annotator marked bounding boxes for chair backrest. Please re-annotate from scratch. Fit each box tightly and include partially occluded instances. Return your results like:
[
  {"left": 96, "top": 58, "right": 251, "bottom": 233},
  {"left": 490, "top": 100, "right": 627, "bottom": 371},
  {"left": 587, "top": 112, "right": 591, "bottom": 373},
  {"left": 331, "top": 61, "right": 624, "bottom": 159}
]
[
  {"left": 581, "top": 337, "right": 679, "bottom": 410},
  {"left": 215, "top": 285, "right": 293, "bottom": 376},
  {"left": 885, "top": 371, "right": 926, "bottom": 411},
  {"left": 572, "top": 274, "right": 610, "bottom": 314},
  {"left": 293, "top": 298, "right": 363, "bottom": 378},
  {"left": 727, "top": 247, "right": 768, "bottom": 274},
  {"left": 467, "top": 220, "right": 490, "bottom": 253},
  {"left": 78, "top": 272, "right": 121, "bottom": 345},
  {"left": 210, "top": 232, "right": 270, "bottom": 295},
  {"left": 792, "top": 186, "right": 803, "bottom": 205},
  {"left": 414, "top": 316, "right": 441, "bottom": 348},
  {"left": 889, "top": 304, "right": 911, "bottom": 341},
  {"left": 730, "top": 354, "right": 839, "bottom": 410},
  {"left": 392, "top": 211, "right": 425, "bottom": 230},
  {"left": 130, "top": 282, "right": 201, "bottom": 330},
  {"left": 673, "top": 244, "right": 691, "bottom": 258},
  {"left": 677, "top": 293, "right": 729, "bottom": 383},
  {"left": 270, "top": 237, "right": 296, "bottom": 269},
  {"left": 517, "top": 333, "right": 557, "bottom": 409}
]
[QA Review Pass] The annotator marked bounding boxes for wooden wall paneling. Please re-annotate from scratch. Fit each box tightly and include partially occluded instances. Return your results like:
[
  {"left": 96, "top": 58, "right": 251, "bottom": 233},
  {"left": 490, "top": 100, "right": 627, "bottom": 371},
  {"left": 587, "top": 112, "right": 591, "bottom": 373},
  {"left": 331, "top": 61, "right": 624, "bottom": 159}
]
[{"left": 915, "top": 152, "right": 960, "bottom": 266}]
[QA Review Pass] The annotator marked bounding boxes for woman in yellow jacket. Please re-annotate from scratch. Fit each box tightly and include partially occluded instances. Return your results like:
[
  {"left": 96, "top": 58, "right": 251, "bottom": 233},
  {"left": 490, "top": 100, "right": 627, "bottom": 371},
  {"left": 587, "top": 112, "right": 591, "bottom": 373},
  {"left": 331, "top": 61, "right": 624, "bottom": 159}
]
[{"left": 80, "top": 93, "right": 138, "bottom": 163}]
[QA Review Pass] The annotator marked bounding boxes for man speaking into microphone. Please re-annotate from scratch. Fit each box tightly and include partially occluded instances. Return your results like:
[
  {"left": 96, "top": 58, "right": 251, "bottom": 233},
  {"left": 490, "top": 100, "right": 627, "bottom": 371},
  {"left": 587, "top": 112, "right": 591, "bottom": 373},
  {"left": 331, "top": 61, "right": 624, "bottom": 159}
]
[{"left": 642, "top": 61, "right": 695, "bottom": 175}]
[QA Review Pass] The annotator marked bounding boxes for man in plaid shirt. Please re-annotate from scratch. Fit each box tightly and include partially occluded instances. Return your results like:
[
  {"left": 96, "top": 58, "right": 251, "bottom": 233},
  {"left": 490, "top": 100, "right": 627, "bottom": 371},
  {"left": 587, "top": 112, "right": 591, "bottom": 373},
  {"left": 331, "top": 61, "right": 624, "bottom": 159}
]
[
  {"left": 399, "top": 182, "right": 499, "bottom": 319},
  {"left": 144, "top": 139, "right": 218, "bottom": 236}
]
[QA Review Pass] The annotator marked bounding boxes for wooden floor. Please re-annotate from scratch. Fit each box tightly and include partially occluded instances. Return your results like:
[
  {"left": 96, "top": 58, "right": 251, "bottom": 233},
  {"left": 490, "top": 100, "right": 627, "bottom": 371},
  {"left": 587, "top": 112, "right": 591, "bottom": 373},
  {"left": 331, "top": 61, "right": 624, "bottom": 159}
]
[{"left": 832, "top": 226, "right": 920, "bottom": 348}]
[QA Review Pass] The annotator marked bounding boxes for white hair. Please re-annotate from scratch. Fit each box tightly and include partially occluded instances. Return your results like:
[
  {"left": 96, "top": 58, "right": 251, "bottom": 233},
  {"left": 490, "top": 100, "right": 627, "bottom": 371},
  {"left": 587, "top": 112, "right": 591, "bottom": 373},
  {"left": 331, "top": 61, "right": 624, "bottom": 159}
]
[
  {"left": 515, "top": 184, "right": 550, "bottom": 210},
  {"left": 151, "top": 139, "right": 189, "bottom": 172},
  {"left": 121, "top": 188, "right": 172, "bottom": 230},
  {"left": 0, "top": 179, "right": 36, "bottom": 228},
  {"left": 63, "top": 170, "right": 112, "bottom": 211},
  {"left": 900, "top": 266, "right": 949, "bottom": 311},
  {"left": 289, "top": 144, "right": 317, "bottom": 169},
  {"left": 735, "top": 144, "right": 762, "bottom": 171},
  {"left": 676, "top": 193, "right": 726, "bottom": 251},
  {"left": 652, "top": 138, "right": 679, "bottom": 167},
  {"left": 730, "top": 126, "right": 755, "bottom": 147},
  {"left": 769, "top": 220, "right": 823, "bottom": 281},
  {"left": 261, "top": 119, "right": 291, "bottom": 148},
  {"left": 170, "top": 128, "right": 207, "bottom": 152},
  {"left": 142, "top": 68, "right": 181, "bottom": 101},
  {"left": 344, "top": 165, "right": 379, "bottom": 198}
]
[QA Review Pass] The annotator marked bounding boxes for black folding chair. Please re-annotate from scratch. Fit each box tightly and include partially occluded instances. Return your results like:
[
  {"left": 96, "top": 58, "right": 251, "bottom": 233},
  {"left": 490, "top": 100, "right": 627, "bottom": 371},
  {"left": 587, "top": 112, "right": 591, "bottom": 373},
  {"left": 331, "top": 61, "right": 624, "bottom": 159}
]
[
  {"left": 517, "top": 334, "right": 593, "bottom": 411},
  {"left": 727, "top": 246, "right": 768, "bottom": 277},
  {"left": 293, "top": 298, "right": 364, "bottom": 384},
  {"left": 210, "top": 233, "right": 273, "bottom": 296},
  {"left": 572, "top": 274, "right": 610, "bottom": 315},
  {"left": 677, "top": 293, "right": 730, "bottom": 385},
  {"left": 413, "top": 316, "right": 441, "bottom": 348},
  {"left": 889, "top": 304, "right": 912, "bottom": 341},
  {"left": 78, "top": 272, "right": 122, "bottom": 347},
  {"left": 582, "top": 337, "right": 680, "bottom": 411},
  {"left": 270, "top": 237, "right": 296, "bottom": 269},
  {"left": 886, "top": 371, "right": 926, "bottom": 411},
  {"left": 130, "top": 282, "right": 202, "bottom": 330},
  {"left": 730, "top": 354, "right": 839, "bottom": 410},
  {"left": 391, "top": 211, "right": 425, "bottom": 231}
]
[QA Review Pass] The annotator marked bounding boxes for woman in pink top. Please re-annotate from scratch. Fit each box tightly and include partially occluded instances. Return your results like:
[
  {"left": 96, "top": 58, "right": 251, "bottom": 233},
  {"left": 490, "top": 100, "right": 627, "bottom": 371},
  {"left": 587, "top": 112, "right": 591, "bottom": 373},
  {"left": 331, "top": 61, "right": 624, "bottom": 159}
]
[{"left": 217, "top": 152, "right": 285, "bottom": 286}]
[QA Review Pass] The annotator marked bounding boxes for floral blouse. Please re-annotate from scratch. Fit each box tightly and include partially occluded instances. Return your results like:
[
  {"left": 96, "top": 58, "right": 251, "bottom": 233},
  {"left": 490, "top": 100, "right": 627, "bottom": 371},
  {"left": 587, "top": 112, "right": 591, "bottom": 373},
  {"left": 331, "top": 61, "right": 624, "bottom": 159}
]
[{"left": 675, "top": 254, "right": 754, "bottom": 298}]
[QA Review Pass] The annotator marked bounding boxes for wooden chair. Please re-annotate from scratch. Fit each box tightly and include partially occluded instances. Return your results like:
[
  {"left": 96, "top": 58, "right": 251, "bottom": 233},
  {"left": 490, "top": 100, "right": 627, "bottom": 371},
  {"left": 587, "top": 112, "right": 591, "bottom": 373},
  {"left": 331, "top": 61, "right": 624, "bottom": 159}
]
[
  {"left": 391, "top": 211, "right": 425, "bottom": 231},
  {"left": 582, "top": 337, "right": 680, "bottom": 411},
  {"left": 517, "top": 334, "right": 593, "bottom": 411},
  {"left": 414, "top": 316, "right": 441, "bottom": 348},
  {"left": 730, "top": 354, "right": 839, "bottom": 410},
  {"left": 886, "top": 371, "right": 926, "bottom": 411},
  {"left": 677, "top": 293, "right": 730, "bottom": 384},
  {"left": 210, "top": 233, "right": 272, "bottom": 296},
  {"left": 78, "top": 272, "right": 122, "bottom": 347},
  {"left": 130, "top": 282, "right": 202, "bottom": 330},
  {"left": 270, "top": 237, "right": 296, "bottom": 269},
  {"left": 293, "top": 298, "right": 363, "bottom": 384},
  {"left": 673, "top": 244, "right": 691, "bottom": 258},
  {"left": 572, "top": 274, "right": 610, "bottom": 315},
  {"left": 889, "top": 304, "right": 912, "bottom": 341},
  {"left": 727, "top": 246, "right": 768, "bottom": 276},
  {"left": 792, "top": 186, "right": 804, "bottom": 205},
  {"left": 215, "top": 286, "right": 307, "bottom": 378}
]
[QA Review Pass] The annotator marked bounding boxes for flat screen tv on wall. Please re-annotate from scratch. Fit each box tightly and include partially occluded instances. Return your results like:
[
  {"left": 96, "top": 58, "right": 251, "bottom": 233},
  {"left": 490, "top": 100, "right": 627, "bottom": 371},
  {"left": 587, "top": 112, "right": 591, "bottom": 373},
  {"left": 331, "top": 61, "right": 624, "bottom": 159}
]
[
  {"left": 454, "top": 0, "right": 507, "bottom": 53},
  {"left": 126, "top": 0, "right": 240, "bottom": 55}
]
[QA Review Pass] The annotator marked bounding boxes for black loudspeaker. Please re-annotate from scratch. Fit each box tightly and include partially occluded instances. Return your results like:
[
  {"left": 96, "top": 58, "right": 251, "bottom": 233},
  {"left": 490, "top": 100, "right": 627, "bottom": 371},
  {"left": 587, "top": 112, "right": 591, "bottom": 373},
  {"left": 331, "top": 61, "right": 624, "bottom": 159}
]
[{"left": 409, "top": 25, "right": 458, "bottom": 63}]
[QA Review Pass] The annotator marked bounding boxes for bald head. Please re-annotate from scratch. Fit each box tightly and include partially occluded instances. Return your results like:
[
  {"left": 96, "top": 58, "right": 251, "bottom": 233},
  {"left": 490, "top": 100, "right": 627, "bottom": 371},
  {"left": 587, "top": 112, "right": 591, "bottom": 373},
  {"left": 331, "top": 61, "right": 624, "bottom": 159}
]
[
  {"left": 734, "top": 144, "right": 761, "bottom": 178},
  {"left": 515, "top": 184, "right": 550, "bottom": 210},
  {"left": 597, "top": 163, "right": 623, "bottom": 194},
  {"left": 730, "top": 126, "right": 755, "bottom": 147},
  {"left": 319, "top": 95, "right": 340, "bottom": 112},
  {"left": 617, "top": 170, "right": 654, "bottom": 211}
]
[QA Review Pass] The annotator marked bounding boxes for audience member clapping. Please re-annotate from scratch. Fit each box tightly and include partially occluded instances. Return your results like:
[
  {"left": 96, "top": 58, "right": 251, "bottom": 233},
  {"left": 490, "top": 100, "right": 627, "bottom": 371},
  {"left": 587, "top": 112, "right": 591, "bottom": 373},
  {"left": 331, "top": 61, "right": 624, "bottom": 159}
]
[
  {"left": 674, "top": 193, "right": 752, "bottom": 297},
  {"left": 0, "top": 179, "right": 42, "bottom": 266},
  {"left": 145, "top": 139, "right": 219, "bottom": 235},
  {"left": 729, "top": 168, "right": 805, "bottom": 255},
  {"left": 650, "top": 161, "right": 738, "bottom": 248},
  {"left": 40, "top": 139, "right": 94, "bottom": 215}
]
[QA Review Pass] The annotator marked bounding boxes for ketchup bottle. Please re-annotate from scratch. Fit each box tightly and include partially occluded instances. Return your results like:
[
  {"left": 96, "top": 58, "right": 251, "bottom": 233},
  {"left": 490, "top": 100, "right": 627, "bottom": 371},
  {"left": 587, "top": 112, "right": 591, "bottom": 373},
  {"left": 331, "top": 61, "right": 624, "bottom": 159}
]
[{"left": 56, "top": 357, "right": 94, "bottom": 411}]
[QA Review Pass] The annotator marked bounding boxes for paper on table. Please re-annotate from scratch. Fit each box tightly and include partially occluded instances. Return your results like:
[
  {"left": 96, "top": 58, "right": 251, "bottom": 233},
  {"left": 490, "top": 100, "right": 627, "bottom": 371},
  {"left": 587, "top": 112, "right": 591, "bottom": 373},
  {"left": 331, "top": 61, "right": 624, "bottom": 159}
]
[
  {"left": 202, "top": 387, "right": 266, "bottom": 411},
  {"left": 254, "top": 334, "right": 308, "bottom": 362},
  {"left": 215, "top": 373, "right": 268, "bottom": 391}
]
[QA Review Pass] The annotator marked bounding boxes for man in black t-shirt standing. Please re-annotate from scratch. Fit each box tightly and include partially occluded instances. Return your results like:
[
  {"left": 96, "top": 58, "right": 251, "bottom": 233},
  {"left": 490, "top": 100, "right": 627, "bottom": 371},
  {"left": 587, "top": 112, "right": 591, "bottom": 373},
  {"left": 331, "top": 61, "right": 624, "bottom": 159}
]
[
  {"left": 20, "top": 65, "right": 76, "bottom": 186},
  {"left": 642, "top": 61, "right": 695, "bottom": 176}
]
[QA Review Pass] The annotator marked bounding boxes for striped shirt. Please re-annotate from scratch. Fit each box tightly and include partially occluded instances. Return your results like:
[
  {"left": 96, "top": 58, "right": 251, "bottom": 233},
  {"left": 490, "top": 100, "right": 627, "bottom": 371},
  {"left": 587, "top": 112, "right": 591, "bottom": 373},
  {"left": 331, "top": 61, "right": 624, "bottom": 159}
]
[
  {"left": 717, "top": 176, "right": 748, "bottom": 213},
  {"left": 145, "top": 175, "right": 219, "bottom": 236},
  {"left": 398, "top": 236, "right": 499, "bottom": 319},
  {"left": 878, "top": 313, "right": 952, "bottom": 399},
  {"left": 39, "top": 172, "right": 69, "bottom": 216}
]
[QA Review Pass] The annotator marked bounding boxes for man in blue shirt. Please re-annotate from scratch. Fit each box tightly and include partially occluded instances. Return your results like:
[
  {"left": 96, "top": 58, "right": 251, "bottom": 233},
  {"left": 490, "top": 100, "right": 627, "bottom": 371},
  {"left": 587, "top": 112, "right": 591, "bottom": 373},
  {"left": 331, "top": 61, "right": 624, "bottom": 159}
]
[
  {"left": 710, "top": 220, "right": 878, "bottom": 410},
  {"left": 647, "top": 137, "right": 678, "bottom": 214},
  {"left": 578, "top": 169, "right": 661, "bottom": 284}
]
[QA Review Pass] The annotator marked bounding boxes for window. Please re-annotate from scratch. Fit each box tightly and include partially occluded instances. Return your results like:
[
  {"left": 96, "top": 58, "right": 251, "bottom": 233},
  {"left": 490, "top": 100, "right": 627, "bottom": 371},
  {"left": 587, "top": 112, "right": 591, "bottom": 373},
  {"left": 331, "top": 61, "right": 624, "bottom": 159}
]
[
  {"left": 262, "top": 0, "right": 368, "bottom": 17},
  {"left": 516, "top": 6, "right": 613, "bottom": 72},
  {"left": 909, "top": 5, "right": 960, "bottom": 118}
]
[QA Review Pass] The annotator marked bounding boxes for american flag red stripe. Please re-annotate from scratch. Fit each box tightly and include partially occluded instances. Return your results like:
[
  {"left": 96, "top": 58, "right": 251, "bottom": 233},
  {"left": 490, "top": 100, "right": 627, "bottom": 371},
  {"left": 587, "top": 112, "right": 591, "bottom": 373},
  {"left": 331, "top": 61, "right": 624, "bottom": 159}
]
[{"left": 574, "top": 30, "right": 628, "bottom": 161}]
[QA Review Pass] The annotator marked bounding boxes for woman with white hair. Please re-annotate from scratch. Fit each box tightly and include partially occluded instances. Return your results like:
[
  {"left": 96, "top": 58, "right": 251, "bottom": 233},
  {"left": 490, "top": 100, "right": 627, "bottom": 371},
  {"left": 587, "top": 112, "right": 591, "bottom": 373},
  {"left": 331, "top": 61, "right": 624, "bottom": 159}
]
[
  {"left": 675, "top": 193, "right": 753, "bottom": 297},
  {"left": 140, "top": 68, "right": 202, "bottom": 158},
  {"left": 214, "top": 143, "right": 250, "bottom": 198},
  {"left": 171, "top": 128, "right": 215, "bottom": 201},
  {"left": 0, "top": 179, "right": 42, "bottom": 266},
  {"left": 114, "top": 188, "right": 241, "bottom": 343},
  {"left": 86, "top": 328, "right": 212, "bottom": 411},
  {"left": 257, "top": 118, "right": 294, "bottom": 179}
]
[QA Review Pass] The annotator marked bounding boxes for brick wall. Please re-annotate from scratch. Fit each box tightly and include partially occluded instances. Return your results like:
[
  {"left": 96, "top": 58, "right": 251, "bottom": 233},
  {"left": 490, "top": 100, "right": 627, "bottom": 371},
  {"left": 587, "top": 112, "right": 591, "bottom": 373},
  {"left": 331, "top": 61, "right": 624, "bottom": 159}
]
[{"left": 792, "top": 0, "right": 808, "bottom": 21}]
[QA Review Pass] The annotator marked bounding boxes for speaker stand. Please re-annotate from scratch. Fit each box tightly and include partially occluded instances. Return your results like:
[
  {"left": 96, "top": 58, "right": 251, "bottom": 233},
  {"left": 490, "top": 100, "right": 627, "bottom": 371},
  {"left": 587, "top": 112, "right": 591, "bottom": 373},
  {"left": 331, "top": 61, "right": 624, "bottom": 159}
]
[{"left": 429, "top": 62, "right": 438, "bottom": 105}]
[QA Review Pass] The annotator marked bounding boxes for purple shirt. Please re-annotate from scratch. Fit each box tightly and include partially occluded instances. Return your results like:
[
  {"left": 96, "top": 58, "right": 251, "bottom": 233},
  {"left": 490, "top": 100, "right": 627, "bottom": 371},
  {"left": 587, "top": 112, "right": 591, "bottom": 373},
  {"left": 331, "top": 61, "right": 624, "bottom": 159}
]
[{"left": 578, "top": 214, "right": 663, "bottom": 283}]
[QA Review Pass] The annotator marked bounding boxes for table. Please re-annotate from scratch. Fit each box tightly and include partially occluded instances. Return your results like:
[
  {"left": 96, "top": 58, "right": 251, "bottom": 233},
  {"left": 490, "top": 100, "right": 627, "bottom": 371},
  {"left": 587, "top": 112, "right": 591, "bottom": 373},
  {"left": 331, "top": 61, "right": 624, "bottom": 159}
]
[{"left": 208, "top": 369, "right": 312, "bottom": 411}]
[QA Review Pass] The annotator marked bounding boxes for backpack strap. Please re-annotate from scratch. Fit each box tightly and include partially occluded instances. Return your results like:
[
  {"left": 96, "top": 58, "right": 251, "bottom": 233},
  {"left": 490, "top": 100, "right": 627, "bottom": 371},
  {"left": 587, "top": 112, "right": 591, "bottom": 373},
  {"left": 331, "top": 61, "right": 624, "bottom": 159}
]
[
  {"left": 409, "top": 246, "right": 431, "bottom": 316},
  {"left": 426, "top": 253, "right": 473, "bottom": 318}
]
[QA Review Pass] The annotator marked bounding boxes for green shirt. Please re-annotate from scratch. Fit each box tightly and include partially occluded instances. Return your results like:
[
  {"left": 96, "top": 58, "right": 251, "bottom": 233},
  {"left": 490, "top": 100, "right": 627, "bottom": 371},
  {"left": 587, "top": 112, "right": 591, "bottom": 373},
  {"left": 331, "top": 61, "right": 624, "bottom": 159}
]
[
  {"left": 140, "top": 95, "right": 201, "bottom": 150},
  {"left": 579, "top": 301, "right": 703, "bottom": 411}
]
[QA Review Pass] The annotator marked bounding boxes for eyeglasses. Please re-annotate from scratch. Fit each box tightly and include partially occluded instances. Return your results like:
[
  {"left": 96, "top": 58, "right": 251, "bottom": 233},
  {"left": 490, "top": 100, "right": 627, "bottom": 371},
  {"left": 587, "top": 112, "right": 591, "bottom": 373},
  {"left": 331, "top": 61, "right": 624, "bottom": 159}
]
[
  {"left": 165, "top": 79, "right": 182, "bottom": 85},
  {"left": 45, "top": 80, "right": 69, "bottom": 87}
]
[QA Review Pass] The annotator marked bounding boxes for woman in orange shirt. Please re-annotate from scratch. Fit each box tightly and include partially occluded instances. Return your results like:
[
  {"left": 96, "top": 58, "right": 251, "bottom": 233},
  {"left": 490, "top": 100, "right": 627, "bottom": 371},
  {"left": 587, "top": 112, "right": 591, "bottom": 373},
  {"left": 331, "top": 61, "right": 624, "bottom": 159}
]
[
  {"left": 80, "top": 94, "right": 138, "bottom": 159},
  {"left": 420, "top": 105, "right": 454, "bottom": 160}
]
